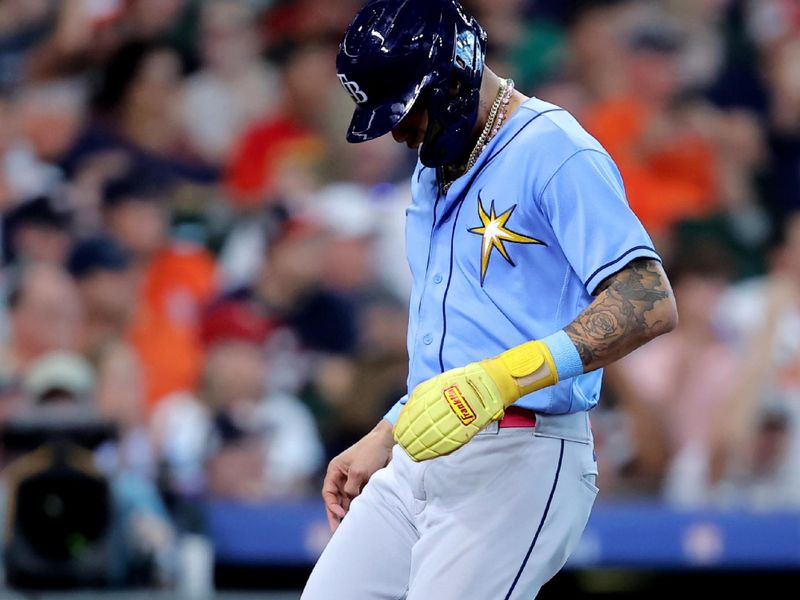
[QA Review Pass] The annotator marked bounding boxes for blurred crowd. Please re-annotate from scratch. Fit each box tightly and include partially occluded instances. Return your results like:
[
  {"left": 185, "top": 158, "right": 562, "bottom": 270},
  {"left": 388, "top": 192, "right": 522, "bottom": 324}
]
[{"left": 1, "top": 0, "right": 800, "bottom": 584}]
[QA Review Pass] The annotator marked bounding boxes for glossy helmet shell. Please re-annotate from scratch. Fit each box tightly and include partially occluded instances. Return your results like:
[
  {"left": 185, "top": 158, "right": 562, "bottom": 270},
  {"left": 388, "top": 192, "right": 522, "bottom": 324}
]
[{"left": 336, "top": 0, "right": 487, "bottom": 167}]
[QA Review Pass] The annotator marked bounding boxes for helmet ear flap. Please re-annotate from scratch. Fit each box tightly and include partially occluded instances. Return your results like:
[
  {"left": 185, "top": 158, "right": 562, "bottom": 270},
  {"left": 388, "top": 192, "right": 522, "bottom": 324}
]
[
  {"left": 405, "top": 85, "right": 432, "bottom": 119},
  {"left": 418, "top": 14, "right": 486, "bottom": 167}
]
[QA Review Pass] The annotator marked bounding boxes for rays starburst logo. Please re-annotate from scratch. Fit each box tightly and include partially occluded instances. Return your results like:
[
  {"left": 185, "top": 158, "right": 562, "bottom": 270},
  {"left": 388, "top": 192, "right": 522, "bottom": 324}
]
[{"left": 467, "top": 193, "right": 547, "bottom": 285}]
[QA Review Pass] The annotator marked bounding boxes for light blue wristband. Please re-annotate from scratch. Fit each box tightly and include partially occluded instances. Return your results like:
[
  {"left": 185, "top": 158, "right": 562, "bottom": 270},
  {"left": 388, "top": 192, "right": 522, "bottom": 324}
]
[
  {"left": 541, "top": 330, "right": 584, "bottom": 381},
  {"left": 387, "top": 333, "right": 581, "bottom": 424},
  {"left": 382, "top": 395, "right": 407, "bottom": 426}
]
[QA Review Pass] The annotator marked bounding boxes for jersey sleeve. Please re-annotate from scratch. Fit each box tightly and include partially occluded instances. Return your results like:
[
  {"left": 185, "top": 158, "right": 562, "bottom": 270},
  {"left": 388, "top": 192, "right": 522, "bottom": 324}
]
[
  {"left": 538, "top": 149, "right": 660, "bottom": 294},
  {"left": 383, "top": 394, "right": 407, "bottom": 425}
]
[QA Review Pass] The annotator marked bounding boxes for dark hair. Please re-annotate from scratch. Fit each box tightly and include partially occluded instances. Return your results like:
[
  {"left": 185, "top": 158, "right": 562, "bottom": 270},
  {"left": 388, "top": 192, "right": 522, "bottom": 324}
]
[
  {"left": 564, "top": 0, "right": 629, "bottom": 29},
  {"left": 666, "top": 239, "right": 733, "bottom": 287},
  {"left": 93, "top": 41, "right": 191, "bottom": 113},
  {"left": 101, "top": 169, "right": 173, "bottom": 209},
  {"left": 3, "top": 196, "right": 72, "bottom": 229},
  {"left": 625, "top": 23, "right": 685, "bottom": 55},
  {"left": 765, "top": 210, "right": 800, "bottom": 255},
  {"left": 2, "top": 196, "right": 73, "bottom": 264},
  {"left": 66, "top": 236, "right": 131, "bottom": 280}
]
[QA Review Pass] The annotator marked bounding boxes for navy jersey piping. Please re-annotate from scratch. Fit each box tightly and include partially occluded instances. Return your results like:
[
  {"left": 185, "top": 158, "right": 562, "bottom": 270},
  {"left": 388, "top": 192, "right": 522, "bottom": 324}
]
[
  {"left": 584, "top": 246, "right": 661, "bottom": 294},
  {"left": 438, "top": 197, "right": 469, "bottom": 371},
  {"left": 416, "top": 186, "right": 443, "bottom": 317}
]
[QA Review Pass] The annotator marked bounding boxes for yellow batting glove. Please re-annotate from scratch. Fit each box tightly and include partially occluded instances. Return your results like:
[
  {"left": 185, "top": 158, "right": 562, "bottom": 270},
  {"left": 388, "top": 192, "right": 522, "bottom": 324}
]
[{"left": 393, "top": 340, "right": 559, "bottom": 461}]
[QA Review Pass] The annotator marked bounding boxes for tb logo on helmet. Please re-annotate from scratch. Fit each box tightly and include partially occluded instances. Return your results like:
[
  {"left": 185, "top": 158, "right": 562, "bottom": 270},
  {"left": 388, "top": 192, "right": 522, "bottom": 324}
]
[{"left": 337, "top": 74, "right": 369, "bottom": 104}]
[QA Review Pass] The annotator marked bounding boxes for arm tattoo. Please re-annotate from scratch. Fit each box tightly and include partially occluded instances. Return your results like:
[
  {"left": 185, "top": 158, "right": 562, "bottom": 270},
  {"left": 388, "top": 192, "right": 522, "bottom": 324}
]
[{"left": 564, "top": 259, "right": 674, "bottom": 371}]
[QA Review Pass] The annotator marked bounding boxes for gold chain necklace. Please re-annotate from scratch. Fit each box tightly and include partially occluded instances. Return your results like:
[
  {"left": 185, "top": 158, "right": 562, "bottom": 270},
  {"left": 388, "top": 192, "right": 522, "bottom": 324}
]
[{"left": 442, "top": 78, "right": 515, "bottom": 193}]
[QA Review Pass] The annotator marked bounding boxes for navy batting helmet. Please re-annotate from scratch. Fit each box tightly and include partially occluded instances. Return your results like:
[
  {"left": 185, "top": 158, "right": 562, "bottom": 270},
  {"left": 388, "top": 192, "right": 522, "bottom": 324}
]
[{"left": 336, "top": 0, "right": 487, "bottom": 168}]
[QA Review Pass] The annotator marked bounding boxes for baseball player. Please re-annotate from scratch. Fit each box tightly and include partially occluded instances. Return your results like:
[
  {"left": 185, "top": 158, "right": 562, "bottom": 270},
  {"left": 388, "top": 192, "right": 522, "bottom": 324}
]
[{"left": 302, "top": 1, "right": 678, "bottom": 598}]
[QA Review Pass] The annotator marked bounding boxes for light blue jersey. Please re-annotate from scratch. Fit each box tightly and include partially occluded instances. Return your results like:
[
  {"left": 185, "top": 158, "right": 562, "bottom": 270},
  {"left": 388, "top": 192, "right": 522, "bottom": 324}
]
[{"left": 386, "top": 98, "right": 659, "bottom": 423}]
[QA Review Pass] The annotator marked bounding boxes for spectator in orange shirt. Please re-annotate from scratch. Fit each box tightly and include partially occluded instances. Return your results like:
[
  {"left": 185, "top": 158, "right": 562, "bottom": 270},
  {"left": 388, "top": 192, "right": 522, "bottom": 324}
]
[
  {"left": 102, "top": 172, "right": 217, "bottom": 408},
  {"left": 582, "top": 22, "right": 718, "bottom": 241}
]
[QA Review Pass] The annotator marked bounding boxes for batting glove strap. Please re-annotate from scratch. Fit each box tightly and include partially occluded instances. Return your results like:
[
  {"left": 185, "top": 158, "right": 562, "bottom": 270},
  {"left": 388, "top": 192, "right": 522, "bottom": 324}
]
[{"left": 486, "top": 339, "right": 559, "bottom": 397}]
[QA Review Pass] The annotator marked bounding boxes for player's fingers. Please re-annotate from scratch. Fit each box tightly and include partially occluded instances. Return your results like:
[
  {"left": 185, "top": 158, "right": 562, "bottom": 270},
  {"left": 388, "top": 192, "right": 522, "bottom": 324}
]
[
  {"left": 322, "top": 466, "right": 345, "bottom": 497},
  {"left": 323, "top": 489, "right": 346, "bottom": 532},
  {"left": 325, "top": 504, "right": 346, "bottom": 532},
  {"left": 322, "top": 484, "right": 345, "bottom": 515},
  {"left": 322, "top": 465, "right": 347, "bottom": 517},
  {"left": 328, "top": 500, "right": 346, "bottom": 519},
  {"left": 342, "top": 466, "right": 368, "bottom": 500}
]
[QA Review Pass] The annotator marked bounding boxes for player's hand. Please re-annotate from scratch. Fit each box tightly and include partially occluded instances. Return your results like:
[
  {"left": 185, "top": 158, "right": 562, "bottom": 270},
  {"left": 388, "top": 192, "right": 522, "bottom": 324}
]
[
  {"left": 393, "top": 340, "right": 558, "bottom": 461},
  {"left": 322, "top": 420, "right": 394, "bottom": 532}
]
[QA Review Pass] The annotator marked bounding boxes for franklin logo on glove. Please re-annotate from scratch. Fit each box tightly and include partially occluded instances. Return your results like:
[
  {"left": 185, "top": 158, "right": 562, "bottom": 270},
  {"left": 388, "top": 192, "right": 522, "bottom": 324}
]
[{"left": 444, "top": 385, "right": 476, "bottom": 425}]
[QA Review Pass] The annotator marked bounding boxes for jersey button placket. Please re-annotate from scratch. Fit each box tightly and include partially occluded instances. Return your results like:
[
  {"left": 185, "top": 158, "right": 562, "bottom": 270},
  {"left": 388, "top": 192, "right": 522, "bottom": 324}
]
[
  {"left": 412, "top": 217, "right": 445, "bottom": 367},
  {"left": 420, "top": 278, "right": 442, "bottom": 349}
]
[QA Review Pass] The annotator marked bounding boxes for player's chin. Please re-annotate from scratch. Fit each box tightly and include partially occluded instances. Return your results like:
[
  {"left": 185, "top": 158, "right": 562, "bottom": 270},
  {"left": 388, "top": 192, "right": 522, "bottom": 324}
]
[{"left": 405, "top": 135, "right": 425, "bottom": 150}]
